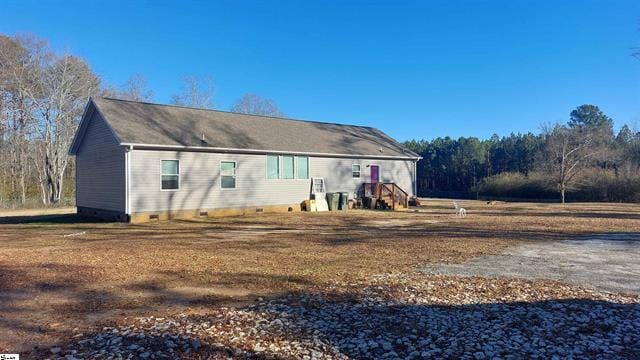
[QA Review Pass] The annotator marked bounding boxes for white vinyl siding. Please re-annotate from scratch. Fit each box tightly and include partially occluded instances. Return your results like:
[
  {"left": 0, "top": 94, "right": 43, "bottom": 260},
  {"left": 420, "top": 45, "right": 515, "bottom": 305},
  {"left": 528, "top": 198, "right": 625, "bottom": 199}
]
[
  {"left": 75, "top": 110, "right": 125, "bottom": 212},
  {"left": 309, "top": 157, "right": 414, "bottom": 197},
  {"left": 129, "top": 150, "right": 415, "bottom": 213}
]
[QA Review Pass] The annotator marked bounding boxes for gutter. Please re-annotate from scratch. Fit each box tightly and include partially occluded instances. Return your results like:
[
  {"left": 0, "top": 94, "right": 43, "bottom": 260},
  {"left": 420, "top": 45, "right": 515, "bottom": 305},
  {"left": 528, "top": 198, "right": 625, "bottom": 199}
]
[{"left": 121, "top": 142, "right": 422, "bottom": 161}]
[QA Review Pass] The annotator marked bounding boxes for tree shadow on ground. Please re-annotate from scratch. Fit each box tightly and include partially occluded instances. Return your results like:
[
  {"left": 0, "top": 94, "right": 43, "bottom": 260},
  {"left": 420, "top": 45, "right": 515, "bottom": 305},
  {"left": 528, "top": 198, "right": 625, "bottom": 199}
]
[
  {"left": 482, "top": 211, "right": 640, "bottom": 220},
  {"left": 0, "top": 213, "right": 104, "bottom": 225},
  {"left": 37, "top": 289, "right": 640, "bottom": 359},
  {"left": 563, "top": 232, "right": 640, "bottom": 243},
  {"left": 0, "top": 210, "right": 577, "bottom": 249},
  {"left": 3, "top": 258, "right": 639, "bottom": 359},
  {"left": 2, "top": 210, "right": 639, "bottom": 357},
  {"left": 0, "top": 262, "right": 313, "bottom": 355}
]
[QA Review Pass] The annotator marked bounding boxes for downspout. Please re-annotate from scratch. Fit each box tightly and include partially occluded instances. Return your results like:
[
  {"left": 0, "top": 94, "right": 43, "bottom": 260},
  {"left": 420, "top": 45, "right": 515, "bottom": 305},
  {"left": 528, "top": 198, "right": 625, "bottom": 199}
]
[
  {"left": 413, "top": 160, "right": 417, "bottom": 197},
  {"left": 125, "top": 145, "right": 133, "bottom": 220}
]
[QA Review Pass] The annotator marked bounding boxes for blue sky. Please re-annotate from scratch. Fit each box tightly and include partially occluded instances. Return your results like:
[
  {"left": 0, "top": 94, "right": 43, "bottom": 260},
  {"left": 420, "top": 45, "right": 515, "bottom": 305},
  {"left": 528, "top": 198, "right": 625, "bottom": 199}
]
[{"left": 2, "top": 0, "right": 639, "bottom": 141}]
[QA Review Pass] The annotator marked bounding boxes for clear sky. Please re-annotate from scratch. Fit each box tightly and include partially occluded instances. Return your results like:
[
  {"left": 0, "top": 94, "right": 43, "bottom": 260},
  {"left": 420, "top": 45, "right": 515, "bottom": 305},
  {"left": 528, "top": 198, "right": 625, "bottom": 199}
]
[{"left": 2, "top": 0, "right": 639, "bottom": 141}]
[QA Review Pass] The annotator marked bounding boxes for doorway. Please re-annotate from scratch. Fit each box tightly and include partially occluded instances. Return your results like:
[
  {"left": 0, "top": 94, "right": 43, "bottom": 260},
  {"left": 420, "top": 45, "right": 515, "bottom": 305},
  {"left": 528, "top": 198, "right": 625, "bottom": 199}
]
[{"left": 370, "top": 165, "right": 380, "bottom": 184}]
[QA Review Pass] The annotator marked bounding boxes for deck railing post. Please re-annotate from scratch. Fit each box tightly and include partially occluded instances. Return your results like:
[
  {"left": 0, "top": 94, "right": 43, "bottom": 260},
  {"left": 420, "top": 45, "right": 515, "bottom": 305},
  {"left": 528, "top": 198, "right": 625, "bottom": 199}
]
[{"left": 364, "top": 182, "right": 409, "bottom": 210}]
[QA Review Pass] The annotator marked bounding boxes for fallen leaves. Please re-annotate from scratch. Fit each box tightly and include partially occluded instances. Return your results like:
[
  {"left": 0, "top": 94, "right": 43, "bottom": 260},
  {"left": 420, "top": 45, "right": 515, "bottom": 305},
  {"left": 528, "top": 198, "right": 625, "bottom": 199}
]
[{"left": 1, "top": 200, "right": 639, "bottom": 354}]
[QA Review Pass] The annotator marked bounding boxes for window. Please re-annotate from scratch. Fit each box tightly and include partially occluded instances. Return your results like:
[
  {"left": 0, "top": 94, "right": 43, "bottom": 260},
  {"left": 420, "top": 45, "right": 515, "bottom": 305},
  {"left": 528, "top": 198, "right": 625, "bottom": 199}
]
[
  {"left": 221, "top": 161, "right": 236, "bottom": 189},
  {"left": 352, "top": 164, "right": 361, "bottom": 178},
  {"left": 296, "top": 156, "right": 309, "bottom": 179},
  {"left": 267, "top": 155, "right": 279, "bottom": 179},
  {"left": 282, "top": 155, "right": 294, "bottom": 179},
  {"left": 267, "top": 154, "right": 308, "bottom": 180},
  {"left": 161, "top": 160, "right": 180, "bottom": 190}
]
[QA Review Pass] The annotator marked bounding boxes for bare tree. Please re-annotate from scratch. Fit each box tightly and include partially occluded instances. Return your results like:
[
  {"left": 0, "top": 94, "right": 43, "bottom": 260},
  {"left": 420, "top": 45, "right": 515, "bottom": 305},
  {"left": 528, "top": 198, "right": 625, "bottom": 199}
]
[
  {"left": 230, "top": 93, "right": 285, "bottom": 117},
  {"left": 0, "top": 84, "right": 7, "bottom": 203},
  {"left": 0, "top": 34, "right": 46, "bottom": 204},
  {"left": 33, "top": 54, "right": 100, "bottom": 204},
  {"left": 170, "top": 75, "right": 214, "bottom": 109},
  {"left": 0, "top": 33, "right": 111, "bottom": 207},
  {"left": 114, "top": 74, "right": 154, "bottom": 101},
  {"left": 538, "top": 123, "right": 607, "bottom": 203}
]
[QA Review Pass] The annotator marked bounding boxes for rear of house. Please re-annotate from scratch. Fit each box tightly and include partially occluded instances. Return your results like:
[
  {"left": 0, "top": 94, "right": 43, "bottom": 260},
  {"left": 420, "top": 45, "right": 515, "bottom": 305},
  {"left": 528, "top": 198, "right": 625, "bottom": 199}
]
[{"left": 69, "top": 98, "right": 420, "bottom": 223}]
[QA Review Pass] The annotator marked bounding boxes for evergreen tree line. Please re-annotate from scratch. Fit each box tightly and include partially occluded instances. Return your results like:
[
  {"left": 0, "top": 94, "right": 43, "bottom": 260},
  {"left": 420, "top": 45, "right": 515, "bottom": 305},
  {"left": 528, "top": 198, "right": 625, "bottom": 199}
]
[{"left": 404, "top": 105, "right": 640, "bottom": 203}]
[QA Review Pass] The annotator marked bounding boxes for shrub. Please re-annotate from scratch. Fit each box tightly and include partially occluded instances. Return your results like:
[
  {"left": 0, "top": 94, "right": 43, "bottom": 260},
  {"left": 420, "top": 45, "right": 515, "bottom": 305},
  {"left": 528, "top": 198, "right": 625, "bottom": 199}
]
[
  {"left": 571, "top": 169, "right": 640, "bottom": 202},
  {"left": 475, "top": 170, "right": 640, "bottom": 202},
  {"left": 474, "top": 172, "right": 556, "bottom": 200}
]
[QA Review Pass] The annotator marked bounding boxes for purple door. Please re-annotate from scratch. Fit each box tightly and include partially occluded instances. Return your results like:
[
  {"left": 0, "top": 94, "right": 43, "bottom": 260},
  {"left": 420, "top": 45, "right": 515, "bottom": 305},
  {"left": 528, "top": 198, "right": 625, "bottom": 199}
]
[{"left": 370, "top": 165, "right": 380, "bottom": 184}]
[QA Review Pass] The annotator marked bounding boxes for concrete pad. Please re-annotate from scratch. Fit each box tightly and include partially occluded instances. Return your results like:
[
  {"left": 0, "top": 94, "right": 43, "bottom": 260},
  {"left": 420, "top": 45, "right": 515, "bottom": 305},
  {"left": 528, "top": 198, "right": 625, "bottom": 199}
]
[{"left": 423, "top": 232, "right": 640, "bottom": 294}]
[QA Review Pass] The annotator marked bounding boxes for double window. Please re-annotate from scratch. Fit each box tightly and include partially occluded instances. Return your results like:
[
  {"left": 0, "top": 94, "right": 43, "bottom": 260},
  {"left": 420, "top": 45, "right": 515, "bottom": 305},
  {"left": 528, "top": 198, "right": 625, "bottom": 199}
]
[
  {"left": 267, "top": 155, "right": 308, "bottom": 180},
  {"left": 160, "top": 159, "right": 237, "bottom": 191},
  {"left": 161, "top": 160, "right": 180, "bottom": 190},
  {"left": 220, "top": 161, "right": 236, "bottom": 189}
]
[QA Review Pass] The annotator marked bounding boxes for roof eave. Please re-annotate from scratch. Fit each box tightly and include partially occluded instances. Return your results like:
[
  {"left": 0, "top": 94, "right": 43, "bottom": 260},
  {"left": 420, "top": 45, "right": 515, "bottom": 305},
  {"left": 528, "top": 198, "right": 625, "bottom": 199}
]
[
  {"left": 69, "top": 98, "right": 124, "bottom": 155},
  {"left": 120, "top": 142, "right": 422, "bottom": 161},
  {"left": 68, "top": 98, "right": 95, "bottom": 155}
]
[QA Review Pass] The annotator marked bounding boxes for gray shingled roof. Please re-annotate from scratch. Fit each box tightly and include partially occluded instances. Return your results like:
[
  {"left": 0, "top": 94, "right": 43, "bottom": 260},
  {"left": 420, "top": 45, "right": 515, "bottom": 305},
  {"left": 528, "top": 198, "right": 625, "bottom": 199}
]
[{"left": 84, "top": 97, "right": 419, "bottom": 158}]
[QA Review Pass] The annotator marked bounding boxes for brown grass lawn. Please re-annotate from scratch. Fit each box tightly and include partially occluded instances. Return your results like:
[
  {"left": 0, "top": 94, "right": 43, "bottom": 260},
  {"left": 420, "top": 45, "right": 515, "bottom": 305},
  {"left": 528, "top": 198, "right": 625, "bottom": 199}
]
[{"left": 1, "top": 199, "right": 639, "bottom": 354}]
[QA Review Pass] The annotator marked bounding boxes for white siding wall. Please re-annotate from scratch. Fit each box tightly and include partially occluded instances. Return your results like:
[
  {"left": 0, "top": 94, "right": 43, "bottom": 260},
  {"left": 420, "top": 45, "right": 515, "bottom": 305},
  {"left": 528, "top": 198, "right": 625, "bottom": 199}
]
[
  {"left": 129, "top": 150, "right": 415, "bottom": 213},
  {"left": 311, "top": 157, "right": 415, "bottom": 197},
  {"left": 76, "top": 112, "right": 125, "bottom": 212}
]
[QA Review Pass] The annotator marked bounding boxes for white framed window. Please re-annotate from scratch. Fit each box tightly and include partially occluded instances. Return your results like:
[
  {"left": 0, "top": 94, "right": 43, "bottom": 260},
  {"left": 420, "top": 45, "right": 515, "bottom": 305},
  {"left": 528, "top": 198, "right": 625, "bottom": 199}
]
[
  {"left": 296, "top": 156, "right": 309, "bottom": 179},
  {"left": 352, "top": 164, "right": 361, "bottom": 178},
  {"left": 267, "top": 155, "right": 279, "bottom": 179},
  {"left": 282, "top": 155, "right": 294, "bottom": 179},
  {"left": 161, "top": 160, "right": 180, "bottom": 190},
  {"left": 220, "top": 161, "right": 236, "bottom": 189}
]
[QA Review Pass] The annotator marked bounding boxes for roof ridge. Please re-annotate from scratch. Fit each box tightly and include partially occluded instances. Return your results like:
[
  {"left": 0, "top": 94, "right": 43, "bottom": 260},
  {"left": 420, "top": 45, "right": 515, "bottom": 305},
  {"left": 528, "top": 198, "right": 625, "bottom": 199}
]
[
  {"left": 98, "top": 97, "right": 377, "bottom": 129},
  {"left": 90, "top": 97, "right": 420, "bottom": 159}
]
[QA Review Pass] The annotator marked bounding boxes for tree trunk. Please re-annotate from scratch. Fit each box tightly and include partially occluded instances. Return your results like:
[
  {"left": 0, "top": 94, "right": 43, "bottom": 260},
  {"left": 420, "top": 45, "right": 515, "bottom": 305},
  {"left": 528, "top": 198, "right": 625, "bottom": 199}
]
[
  {"left": 38, "top": 178, "right": 47, "bottom": 205},
  {"left": 19, "top": 172, "right": 26, "bottom": 205},
  {"left": 560, "top": 183, "right": 566, "bottom": 204}
]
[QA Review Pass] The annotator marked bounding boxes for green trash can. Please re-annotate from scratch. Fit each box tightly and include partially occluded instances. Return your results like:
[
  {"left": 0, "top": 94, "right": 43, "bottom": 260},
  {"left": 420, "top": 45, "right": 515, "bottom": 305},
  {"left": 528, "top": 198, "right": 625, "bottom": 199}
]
[
  {"left": 339, "top": 192, "right": 349, "bottom": 211},
  {"left": 326, "top": 192, "right": 340, "bottom": 211}
]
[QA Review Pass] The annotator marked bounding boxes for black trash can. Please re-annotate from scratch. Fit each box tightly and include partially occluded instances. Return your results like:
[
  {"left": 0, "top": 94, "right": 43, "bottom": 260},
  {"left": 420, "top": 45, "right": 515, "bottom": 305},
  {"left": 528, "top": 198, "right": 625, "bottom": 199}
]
[
  {"left": 339, "top": 192, "right": 349, "bottom": 211},
  {"left": 326, "top": 193, "right": 340, "bottom": 211}
]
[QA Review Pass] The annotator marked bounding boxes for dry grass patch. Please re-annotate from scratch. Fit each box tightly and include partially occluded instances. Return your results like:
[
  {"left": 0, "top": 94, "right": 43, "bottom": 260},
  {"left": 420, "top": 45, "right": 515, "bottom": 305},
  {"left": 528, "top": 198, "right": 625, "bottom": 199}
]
[{"left": 1, "top": 200, "right": 639, "bottom": 354}]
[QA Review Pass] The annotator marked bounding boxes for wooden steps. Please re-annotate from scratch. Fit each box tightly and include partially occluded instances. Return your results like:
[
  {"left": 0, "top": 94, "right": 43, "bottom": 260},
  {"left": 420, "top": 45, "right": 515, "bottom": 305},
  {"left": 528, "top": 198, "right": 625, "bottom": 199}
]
[{"left": 361, "top": 182, "right": 410, "bottom": 211}]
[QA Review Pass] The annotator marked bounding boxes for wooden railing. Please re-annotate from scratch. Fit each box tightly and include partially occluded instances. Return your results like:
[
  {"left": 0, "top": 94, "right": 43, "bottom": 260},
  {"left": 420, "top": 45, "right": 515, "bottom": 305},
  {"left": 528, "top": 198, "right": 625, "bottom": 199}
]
[{"left": 362, "top": 182, "right": 409, "bottom": 209}]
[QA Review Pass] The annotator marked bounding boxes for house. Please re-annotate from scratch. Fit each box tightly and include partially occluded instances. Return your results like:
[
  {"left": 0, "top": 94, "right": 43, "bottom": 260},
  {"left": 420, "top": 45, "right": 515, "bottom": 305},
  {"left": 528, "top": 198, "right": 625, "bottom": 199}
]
[{"left": 69, "top": 98, "right": 421, "bottom": 223}]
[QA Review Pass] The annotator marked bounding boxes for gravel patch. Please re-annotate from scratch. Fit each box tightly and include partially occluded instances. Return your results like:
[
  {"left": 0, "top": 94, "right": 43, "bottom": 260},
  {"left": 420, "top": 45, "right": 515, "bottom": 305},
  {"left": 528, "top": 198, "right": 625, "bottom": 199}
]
[
  {"left": 47, "top": 274, "right": 640, "bottom": 359},
  {"left": 423, "top": 232, "right": 640, "bottom": 294}
]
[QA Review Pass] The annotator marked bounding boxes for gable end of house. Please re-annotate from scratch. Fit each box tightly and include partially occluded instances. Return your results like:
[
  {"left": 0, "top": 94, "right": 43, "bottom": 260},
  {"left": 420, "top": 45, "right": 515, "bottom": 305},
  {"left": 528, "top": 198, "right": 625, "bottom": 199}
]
[{"left": 69, "top": 98, "right": 122, "bottom": 155}]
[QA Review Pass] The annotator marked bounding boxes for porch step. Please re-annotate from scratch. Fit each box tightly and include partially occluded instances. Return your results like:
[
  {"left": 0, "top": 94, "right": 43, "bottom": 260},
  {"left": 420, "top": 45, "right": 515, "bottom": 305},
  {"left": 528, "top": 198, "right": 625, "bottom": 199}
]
[{"left": 362, "top": 182, "right": 410, "bottom": 211}]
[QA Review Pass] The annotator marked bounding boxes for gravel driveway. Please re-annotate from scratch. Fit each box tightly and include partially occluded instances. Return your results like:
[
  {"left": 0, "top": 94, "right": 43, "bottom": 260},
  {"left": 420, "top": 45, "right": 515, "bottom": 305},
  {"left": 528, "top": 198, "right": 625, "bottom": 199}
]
[
  {"left": 48, "top": 275, "right": 640, "bottom": 359},
  {"left": 423, "top": 232, "right": 640, "bottom": 294}
]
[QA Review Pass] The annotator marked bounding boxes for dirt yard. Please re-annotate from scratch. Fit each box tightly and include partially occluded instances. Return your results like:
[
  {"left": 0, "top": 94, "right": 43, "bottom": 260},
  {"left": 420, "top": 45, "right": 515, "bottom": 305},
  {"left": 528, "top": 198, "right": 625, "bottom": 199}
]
[{"left": 1, "top": 200, "right": 639, "bottom": 358}]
